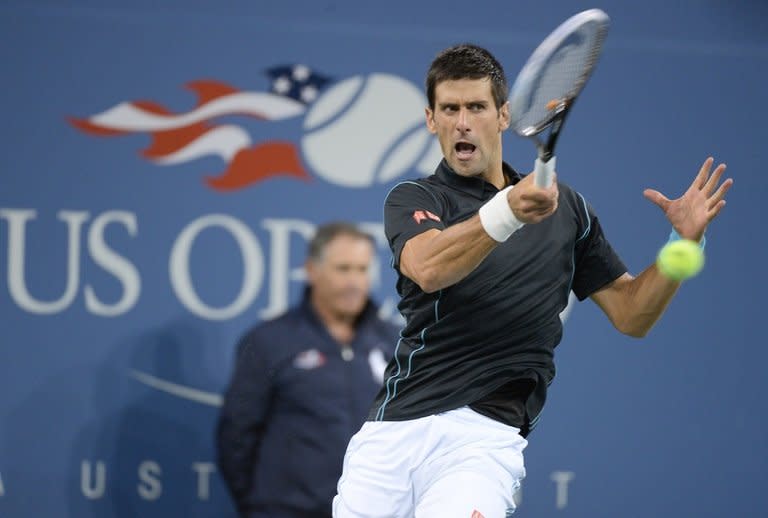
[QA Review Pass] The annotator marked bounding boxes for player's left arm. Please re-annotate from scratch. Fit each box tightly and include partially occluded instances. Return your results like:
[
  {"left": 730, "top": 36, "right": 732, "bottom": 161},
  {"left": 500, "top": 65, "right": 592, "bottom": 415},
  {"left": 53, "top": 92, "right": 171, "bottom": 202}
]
[{"left": 590, "top": 157, "right": 732, "bottom": 337}]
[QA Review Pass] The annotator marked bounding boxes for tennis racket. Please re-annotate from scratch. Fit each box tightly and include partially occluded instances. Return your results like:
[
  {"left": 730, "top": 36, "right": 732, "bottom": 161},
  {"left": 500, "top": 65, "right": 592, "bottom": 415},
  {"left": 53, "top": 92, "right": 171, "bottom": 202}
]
[{"left": 508, "top": 9, "right": 610, "bottom": 187}]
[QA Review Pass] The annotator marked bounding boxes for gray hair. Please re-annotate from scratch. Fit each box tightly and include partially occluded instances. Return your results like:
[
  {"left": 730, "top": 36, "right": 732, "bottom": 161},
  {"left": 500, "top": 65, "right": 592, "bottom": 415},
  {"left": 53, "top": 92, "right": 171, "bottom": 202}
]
[{"left": 307, "top": 222, "right": 375, "bottom": 262}]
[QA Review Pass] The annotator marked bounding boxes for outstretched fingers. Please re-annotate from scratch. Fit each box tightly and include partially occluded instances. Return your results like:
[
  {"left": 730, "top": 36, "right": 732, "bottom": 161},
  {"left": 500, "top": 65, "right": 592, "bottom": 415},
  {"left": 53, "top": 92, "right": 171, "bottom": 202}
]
[
  {"left": 692, "top": 157, "right": 714, "bottom": 191},
  {"left": 707, "top": 178, "right": 733, "bottom": 215},
  {"left": 643, "top": 188, "right": 670, "bottom": 211},
  {"left": 702, "top": 162, "right": 728, "bottom": 196},
  {"left": 710, "top": 199, "right": 727, "bottom": 218}
]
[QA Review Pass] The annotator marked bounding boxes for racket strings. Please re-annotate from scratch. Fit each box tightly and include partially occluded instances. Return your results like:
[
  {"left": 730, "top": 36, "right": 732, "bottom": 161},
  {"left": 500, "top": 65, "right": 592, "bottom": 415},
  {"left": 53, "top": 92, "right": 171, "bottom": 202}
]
[{"left": 514, "top": 23, "right": 607, "bottom": 135}]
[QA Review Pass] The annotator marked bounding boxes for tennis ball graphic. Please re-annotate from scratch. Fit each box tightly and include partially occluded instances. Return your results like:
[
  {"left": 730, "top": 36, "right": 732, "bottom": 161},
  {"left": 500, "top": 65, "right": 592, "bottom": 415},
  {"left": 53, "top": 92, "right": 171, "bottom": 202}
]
[{"left": 301, "top": 74, "right": 440, "bottom": 188}]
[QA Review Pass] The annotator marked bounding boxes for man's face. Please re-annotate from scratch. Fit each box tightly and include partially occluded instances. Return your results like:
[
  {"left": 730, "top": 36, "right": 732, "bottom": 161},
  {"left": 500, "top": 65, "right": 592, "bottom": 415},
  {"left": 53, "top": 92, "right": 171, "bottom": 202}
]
[
  {"left": 306, "top": 235, "right": 374, "bottom": 321},
  {"left": 426, "top": 78, "right": 510, "bottom": 180}
]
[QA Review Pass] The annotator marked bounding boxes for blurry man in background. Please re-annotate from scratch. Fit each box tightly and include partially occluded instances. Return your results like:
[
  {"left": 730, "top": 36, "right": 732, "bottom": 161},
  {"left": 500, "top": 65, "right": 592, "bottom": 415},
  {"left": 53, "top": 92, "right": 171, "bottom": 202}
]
[{"left": 217, "top": 221, "right": 399, "bottom": 518}]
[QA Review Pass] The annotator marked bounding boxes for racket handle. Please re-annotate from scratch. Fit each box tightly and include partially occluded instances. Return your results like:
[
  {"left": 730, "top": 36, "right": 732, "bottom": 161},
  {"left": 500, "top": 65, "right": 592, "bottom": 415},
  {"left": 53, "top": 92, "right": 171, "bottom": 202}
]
[{"left": 534, "top": 156, "right": 556, "bottom": 188}]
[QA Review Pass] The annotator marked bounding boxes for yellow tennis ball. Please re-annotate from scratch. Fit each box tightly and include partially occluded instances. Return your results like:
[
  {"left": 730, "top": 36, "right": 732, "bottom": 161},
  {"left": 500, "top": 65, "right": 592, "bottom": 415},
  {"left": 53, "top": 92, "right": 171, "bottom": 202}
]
[{"left": 656, "top": 239, "right": 705, "bottom": 281}]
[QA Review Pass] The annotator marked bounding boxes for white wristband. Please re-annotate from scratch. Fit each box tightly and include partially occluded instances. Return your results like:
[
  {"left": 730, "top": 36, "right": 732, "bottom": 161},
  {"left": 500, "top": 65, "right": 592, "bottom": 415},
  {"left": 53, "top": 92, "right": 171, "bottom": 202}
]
[{"left": 478, "top": 185, "right": 525, "bottom": 242}]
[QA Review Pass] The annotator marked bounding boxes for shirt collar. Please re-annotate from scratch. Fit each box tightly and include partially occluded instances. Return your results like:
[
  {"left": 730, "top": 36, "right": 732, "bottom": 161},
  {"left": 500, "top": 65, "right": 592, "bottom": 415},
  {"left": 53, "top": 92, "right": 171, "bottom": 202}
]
[
  {"left": 435, "top": 159, "right": 522, "bottom": 199},
  {"left": 300, "top": 286, "right": 378, "bottom": 331}
]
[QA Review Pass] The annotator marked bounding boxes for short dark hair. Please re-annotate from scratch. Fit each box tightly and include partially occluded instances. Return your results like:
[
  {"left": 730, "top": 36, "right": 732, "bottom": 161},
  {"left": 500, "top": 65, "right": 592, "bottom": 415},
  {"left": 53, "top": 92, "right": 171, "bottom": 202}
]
[
  {"left": 307, "top": 222, "right": 374, "bottom": 262},
  {"left": 426, "top": 43, "right": 509, "bottom": 110}
]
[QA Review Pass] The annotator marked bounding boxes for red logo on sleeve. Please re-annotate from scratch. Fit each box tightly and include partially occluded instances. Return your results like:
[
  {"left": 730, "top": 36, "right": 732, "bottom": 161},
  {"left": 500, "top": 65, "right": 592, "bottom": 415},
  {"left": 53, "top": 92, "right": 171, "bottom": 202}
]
[{"left": 412, "top": 210, "right": 441, "bottom": 224}]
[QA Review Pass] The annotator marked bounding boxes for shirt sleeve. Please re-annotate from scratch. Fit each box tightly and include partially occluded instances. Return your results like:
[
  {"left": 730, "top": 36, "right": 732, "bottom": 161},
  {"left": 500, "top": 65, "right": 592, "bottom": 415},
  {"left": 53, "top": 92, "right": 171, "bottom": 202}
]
[
  {"left": 571, "top": 195, "right": 628, "bottom": 301},
  {"left": 384, "top": 181, "right": 445, "bottom": 269}
]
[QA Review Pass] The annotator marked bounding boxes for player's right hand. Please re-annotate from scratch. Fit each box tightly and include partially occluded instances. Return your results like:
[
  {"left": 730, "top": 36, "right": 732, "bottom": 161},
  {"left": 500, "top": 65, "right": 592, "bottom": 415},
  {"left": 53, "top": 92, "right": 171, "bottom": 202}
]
[{"left": 507, "top": 172, "right": 559, "bottom": 223}]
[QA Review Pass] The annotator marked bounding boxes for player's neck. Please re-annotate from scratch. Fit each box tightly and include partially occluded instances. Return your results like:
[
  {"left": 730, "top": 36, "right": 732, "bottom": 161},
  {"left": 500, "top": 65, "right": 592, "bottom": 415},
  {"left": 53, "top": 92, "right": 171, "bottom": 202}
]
[{"left": 482, "top": 164, "right": 506, "bottom": 190}]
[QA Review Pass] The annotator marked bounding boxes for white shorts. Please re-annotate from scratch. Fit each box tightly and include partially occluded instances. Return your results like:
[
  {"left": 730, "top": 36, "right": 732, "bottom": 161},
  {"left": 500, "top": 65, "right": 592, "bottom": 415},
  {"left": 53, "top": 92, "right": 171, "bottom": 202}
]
[{"left": 333, "top": 406, "right": 528, "bottom": 518}]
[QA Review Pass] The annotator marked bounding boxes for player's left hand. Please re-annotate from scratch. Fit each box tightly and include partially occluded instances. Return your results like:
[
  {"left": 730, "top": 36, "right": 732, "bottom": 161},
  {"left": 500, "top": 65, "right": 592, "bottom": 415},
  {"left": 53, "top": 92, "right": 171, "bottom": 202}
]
[{"left": 642, "top": 157, "right": 733, "bottom": 241}]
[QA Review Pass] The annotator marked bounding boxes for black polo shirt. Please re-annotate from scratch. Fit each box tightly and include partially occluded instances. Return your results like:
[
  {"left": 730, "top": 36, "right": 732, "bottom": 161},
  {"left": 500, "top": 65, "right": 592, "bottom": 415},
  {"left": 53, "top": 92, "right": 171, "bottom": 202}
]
[{"left": 368, "top": 159, "right": 627, "bottom": 436}]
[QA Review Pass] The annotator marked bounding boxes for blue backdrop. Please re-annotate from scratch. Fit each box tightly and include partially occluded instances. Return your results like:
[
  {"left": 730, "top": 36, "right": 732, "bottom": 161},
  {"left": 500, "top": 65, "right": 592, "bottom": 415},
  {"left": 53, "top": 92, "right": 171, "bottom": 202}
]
[{"left": 1, "top": 1, "right": 766, "bottom": 516}]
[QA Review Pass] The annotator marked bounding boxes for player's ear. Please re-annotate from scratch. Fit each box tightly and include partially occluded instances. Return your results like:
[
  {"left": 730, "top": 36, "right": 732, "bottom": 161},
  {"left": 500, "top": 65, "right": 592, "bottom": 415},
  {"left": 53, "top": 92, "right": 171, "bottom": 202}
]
[
  {"left": 425, "top": 107, "right": 437, "bottom": 134},
  {"left": 498, "top": 102, "right": 511, "bottom": 131}
]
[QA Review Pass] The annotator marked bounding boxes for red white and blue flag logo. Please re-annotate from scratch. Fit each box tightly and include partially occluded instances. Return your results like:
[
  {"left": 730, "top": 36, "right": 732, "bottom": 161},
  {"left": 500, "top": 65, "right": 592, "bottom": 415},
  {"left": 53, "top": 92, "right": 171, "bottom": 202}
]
[{"left": 70, "top": 64, "right": 440, "bottom": 191}]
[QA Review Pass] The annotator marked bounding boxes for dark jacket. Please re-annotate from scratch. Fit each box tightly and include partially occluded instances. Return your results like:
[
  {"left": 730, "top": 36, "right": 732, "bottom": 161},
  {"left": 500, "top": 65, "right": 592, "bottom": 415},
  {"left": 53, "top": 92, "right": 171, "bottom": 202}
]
[{"left": 216, "top": 291, "right": 399, "bottom": 517}]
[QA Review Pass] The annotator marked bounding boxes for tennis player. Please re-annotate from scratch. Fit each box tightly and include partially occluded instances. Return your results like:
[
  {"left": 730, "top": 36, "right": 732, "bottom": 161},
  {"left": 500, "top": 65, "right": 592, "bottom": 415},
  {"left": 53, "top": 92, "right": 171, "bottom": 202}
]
[{"left": 332, "top": 44, "right": 732, "bottom": 518}]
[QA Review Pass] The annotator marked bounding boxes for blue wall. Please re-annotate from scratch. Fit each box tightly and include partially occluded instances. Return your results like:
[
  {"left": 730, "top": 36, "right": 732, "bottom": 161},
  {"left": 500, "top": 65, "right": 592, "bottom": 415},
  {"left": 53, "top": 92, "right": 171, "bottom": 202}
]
[{"left": 1, "top": 1, "right": 766, "bottom": 516}]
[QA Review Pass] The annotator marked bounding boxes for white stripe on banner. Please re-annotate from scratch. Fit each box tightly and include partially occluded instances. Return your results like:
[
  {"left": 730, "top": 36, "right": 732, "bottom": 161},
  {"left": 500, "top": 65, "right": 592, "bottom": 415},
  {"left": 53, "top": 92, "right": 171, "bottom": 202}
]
[{"left": 129, "top": 369, "right": 223, "bottom": 407}]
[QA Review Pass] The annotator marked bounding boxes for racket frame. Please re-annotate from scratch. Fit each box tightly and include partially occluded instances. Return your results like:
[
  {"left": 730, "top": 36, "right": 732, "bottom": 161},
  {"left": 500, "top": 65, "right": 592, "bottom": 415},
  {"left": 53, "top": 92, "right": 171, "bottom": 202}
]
[{"left": 508, "top": 9, "right": 609, "bottom": 187}]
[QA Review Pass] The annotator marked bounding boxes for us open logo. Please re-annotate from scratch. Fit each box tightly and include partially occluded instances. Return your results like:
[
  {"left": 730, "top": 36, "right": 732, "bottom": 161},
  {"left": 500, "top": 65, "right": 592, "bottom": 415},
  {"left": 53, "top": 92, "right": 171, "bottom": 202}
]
[{"left": 70, "top": 64, "right": 441, "bottom": 190}]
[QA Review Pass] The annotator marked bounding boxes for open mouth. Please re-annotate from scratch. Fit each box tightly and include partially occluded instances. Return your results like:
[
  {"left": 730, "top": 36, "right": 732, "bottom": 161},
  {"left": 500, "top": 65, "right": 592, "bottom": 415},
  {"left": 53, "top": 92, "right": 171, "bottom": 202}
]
[{"left": 455, "top": 142, "right": 476, "bottom": 160}]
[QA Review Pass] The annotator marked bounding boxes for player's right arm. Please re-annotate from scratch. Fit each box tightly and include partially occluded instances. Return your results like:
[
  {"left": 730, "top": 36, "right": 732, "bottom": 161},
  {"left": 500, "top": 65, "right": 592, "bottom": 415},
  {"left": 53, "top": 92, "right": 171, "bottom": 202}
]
[
  {"left": 401, "top": 220, "right": 496, "bottom": 293},
  {"left": 389, "top": 173, "right": 557, "bottom": 293}
]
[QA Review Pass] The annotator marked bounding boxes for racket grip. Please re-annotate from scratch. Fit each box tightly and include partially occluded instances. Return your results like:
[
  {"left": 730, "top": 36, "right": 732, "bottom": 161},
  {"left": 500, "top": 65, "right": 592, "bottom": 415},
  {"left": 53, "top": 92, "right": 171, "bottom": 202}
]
[{"left": 534, "top": 156, "right": 556, "bottom": 188}]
